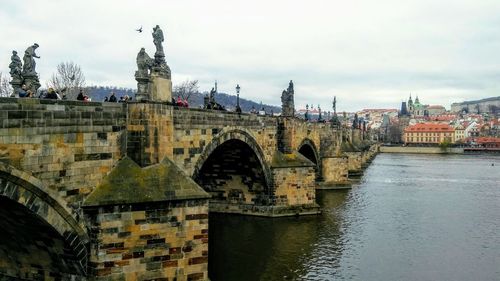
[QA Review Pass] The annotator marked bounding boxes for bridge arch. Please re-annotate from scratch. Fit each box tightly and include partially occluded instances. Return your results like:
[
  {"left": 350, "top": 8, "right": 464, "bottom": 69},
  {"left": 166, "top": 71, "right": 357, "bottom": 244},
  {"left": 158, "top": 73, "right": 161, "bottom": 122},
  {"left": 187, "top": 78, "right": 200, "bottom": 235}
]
[
  {"left": 193, "top": 129, "right": 273, "bottom": 205},
  {"left": 298, "top": 138, "right": 321, "bottom": 180},
  {"left": 0, "top": 163, "right": 88, "bottom": 279}
]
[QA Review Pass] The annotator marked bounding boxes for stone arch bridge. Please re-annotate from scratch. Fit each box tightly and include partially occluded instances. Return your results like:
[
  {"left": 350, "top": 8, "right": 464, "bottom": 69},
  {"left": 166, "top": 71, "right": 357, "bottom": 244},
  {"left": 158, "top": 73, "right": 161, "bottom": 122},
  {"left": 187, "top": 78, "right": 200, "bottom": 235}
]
[{"left": 0, "top": 98, "right": 377, "bottom": 280}]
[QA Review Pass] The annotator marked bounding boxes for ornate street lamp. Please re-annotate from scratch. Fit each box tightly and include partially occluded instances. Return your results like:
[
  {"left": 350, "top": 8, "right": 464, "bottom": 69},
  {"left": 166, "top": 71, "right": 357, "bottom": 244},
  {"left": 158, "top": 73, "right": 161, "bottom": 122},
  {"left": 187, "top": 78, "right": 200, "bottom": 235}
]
[{"left": 235, "top": 84, "right": 242, "bottom": 113}]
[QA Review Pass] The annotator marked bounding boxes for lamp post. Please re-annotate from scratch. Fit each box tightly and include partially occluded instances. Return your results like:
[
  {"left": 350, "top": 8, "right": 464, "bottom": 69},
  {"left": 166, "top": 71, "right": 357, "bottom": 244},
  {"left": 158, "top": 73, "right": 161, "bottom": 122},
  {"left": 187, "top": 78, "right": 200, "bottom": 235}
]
[{"left": 235, "top": 84, "right": 242, "bottom": 113}]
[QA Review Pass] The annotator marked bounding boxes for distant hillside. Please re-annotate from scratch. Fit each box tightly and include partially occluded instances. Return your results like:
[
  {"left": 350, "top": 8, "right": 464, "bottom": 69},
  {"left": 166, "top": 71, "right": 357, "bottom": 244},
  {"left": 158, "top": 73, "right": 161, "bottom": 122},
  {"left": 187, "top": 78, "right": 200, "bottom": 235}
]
[
  {"left": 85, "top": 86, "right": 136, "bottom": 101},
  {"left": 84, "top": 86, "right": 281, "bottom": 113}
]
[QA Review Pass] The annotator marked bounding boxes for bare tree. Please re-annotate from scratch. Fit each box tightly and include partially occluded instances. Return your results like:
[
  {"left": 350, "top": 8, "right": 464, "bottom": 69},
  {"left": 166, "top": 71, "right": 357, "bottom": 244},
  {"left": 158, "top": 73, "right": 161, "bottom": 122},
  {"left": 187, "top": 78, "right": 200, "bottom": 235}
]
[
  {"left": 0, "top": 72, "right": 12, "bottom": 97},
  {"left": 173, "top": 79, "right": 199, "bottom": 101},
  {"left": 47, "top": 62, "right": 86, "bottom": 99}
]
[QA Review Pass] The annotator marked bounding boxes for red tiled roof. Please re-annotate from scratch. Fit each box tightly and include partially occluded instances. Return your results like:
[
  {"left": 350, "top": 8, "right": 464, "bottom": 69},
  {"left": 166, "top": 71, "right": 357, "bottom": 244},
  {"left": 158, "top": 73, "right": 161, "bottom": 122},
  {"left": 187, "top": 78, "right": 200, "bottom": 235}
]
[
  {"left": 404, "top": 123, "right": 454, "bottom": 133},
  {"left": 427, "top": 115, "right": 456, "bottom": 121},
  {"left": 360, "top": 109, "right": 398, "bottom": 112}
]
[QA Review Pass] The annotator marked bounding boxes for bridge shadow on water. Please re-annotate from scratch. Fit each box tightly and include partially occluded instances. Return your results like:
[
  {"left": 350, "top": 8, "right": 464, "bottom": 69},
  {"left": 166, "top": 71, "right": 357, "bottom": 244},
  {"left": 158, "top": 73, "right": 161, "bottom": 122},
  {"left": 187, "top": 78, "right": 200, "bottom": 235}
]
[{"left": 208, "top": 189, "right": 350, "bottom": 281}]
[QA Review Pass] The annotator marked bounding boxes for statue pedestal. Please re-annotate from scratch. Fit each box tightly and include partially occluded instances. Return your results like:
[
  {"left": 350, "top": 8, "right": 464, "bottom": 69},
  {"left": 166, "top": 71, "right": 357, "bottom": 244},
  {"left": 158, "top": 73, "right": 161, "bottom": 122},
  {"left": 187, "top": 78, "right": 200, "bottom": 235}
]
[
  {"left": 135, "top": 73, "right": 150, "bottom": 102},
  {"left": 9, "top": 78, "right": 23, "bottom": 97},
  {"left": 22, "top": 74, "right": 41, "bottom": 94},
  {"left": 150, "top": 72, "right": 172, "bottom": 102}
]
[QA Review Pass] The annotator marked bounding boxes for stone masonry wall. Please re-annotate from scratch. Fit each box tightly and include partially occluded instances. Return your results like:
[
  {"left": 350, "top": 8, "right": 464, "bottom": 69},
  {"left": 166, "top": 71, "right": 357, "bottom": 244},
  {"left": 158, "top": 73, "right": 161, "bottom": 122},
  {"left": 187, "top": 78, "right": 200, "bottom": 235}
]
[
  {"left": 272, "top": 166, "right": 316, "bottom": 206},
  {"left": 85, "top": 199, "right": 209, "bottom": 281},
  {"left": 321, "top": 157, "right": 349, "bottom": 184},
  {"left": 172, "top": 108, "right": 277, "bottom": 177},
  {"left": 127, "top": 103, "right": 174, "bottom": 167},
  {"left": 0, "top": 98, "right": 126, "bottom": 216},
  {"left": 289, "top": 119, "right": 322, "bottom": 153},
  {"left": 345, "top": 152, "right": 362, "bottom": 172}
]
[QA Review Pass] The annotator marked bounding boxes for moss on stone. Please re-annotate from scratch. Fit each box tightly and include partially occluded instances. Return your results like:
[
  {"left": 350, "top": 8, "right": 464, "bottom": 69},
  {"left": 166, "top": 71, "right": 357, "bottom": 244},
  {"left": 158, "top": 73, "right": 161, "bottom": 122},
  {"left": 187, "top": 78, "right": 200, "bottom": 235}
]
[
  {"left": 271, "top": 150, "right": 315, "bottom": 168},
  {"left": 83, "top": 156, "right": 209, "bottom": 207},
  {"left": 341, "top": 142, "right": 360, "bottom": 152}
]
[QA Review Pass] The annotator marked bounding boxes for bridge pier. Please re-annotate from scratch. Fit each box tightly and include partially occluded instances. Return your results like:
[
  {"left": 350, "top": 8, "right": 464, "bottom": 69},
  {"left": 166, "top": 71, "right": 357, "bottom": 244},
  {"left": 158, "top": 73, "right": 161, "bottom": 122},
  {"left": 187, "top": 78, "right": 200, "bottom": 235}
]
[
  {"left": 82, "top": 157, "right": 210, "bottom": 281},
  {"left": 317, "top": 156, "right": 350, "bottom": 189},
  {"left": 268, "top": 151, "right": 320, "bottom": 216}
]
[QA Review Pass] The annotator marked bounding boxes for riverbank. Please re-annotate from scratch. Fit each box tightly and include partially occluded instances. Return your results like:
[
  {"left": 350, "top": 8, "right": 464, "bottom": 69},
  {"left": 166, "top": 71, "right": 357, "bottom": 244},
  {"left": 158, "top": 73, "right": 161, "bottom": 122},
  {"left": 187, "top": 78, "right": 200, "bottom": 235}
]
[{"left": 380, "top": 146, "right": 464, "bottom": 154}]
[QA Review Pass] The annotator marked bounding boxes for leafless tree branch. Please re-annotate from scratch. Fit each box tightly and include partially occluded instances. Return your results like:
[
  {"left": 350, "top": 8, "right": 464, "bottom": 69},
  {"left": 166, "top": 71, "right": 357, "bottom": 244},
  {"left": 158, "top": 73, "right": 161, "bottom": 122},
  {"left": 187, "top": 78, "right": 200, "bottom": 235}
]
[
  {"left": 173, "top": 79, "right": 199, "bottom": 101},
  {"left": 0, "top": 72, "right": 12, "bottom": 97},
  {"left": 47, "top": 61, "right": 86, "bottom": 99}
]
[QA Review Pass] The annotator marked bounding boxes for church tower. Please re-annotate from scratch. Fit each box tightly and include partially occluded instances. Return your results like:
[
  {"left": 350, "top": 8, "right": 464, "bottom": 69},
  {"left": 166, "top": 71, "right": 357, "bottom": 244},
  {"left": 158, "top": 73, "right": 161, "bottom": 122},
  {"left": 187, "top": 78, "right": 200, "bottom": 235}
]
[{"left": 408, "top": 94, "right": 414, "bottom": 115}]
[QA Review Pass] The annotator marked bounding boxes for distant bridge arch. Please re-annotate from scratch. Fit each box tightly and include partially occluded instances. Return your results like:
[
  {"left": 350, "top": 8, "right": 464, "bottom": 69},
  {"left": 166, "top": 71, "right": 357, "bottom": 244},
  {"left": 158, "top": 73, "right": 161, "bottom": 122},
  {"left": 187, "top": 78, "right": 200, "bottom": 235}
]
[
  {"left": 193, "top": 129, "right": 274, "bottom": 205},
  {"left": 298, "top": 138, "right": 321, "bottom": 180}
]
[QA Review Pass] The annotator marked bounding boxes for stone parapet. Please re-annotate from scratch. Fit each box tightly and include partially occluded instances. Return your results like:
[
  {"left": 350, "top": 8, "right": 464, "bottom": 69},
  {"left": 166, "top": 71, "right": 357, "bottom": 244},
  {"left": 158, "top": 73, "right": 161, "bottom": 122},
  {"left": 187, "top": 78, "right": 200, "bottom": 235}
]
[{"left": 0, "top": 97, "right": 126, "bottom": 217}]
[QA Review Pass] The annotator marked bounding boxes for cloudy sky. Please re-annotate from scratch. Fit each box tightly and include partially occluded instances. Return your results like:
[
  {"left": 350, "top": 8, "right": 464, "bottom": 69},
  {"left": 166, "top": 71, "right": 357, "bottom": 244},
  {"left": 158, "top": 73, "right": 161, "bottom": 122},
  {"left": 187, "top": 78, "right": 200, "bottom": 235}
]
[{"left": 1, "top": 0, "right": 500, "bottom": 111}]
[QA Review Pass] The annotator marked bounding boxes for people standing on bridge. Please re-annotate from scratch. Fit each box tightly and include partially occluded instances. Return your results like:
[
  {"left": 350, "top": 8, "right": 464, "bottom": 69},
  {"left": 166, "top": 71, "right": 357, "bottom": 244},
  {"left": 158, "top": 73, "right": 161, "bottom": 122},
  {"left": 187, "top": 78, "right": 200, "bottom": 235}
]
[
  {"left": 45, "top": 88, "right": 58, "bottom": 99},
  {"left": 77, "top": 90, "right": 85, "bottom": 101},
  {"left": 108, "top": 92, "right": 117, "bottom": 102}
]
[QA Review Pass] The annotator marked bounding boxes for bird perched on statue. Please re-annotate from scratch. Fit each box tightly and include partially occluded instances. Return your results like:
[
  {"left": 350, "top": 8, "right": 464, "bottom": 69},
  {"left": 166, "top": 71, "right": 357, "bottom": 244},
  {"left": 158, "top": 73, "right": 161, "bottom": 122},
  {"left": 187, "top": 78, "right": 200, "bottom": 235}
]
[{"left": 136, "top": 26, "right": 143, "bottom": 33}]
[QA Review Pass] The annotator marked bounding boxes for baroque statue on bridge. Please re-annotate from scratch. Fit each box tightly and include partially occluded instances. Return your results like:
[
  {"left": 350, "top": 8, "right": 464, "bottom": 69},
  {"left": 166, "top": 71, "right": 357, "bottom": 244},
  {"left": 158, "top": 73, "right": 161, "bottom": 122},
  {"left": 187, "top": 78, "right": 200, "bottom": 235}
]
[
  {"left": 151, "top": 25, "right": 171, "bottom": 78},
  {"left": 9, "top": 50, "right": 23, "bottom": 81},
  {"left": 135, "top": 48, "right": 153, "bottom": 78},
  {"left": 152, "top": 25, "right": 164, "bottom": 56},
  {"left": 281, "top": 80, "right": 295, "bottom": 117},
  {"left": 22, "top": 43, "right": 40, "bottom": 76},
  {"left": 9, "top": 44, "right": 41, "bottom": 94}
]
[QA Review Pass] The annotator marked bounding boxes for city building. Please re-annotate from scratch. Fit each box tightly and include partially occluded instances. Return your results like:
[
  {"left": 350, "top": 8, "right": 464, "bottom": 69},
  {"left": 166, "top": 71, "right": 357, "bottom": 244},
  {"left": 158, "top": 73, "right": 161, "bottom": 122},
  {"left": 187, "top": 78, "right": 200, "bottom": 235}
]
[
  {"left": 464, "top": 121, "right": 480, "bottom": 138},
  {"left": 408, "top": 95, "right": 428, "bottom": 117},
  {"left": 426, "top": 105, "right": 446, "bottom": 116},
  {"left": 403, "top": 123, "right": 455, "bottom": 144},
  {"left": 454, "top": 124, "right": 465, "bottom": 142}
]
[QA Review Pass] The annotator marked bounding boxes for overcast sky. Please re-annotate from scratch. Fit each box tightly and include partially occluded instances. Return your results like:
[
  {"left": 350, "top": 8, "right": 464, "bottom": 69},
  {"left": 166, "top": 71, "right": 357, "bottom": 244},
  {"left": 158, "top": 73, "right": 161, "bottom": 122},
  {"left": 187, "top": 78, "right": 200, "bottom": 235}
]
[{"left": 1, "top": 0, "right": 500, "bottom": 111}]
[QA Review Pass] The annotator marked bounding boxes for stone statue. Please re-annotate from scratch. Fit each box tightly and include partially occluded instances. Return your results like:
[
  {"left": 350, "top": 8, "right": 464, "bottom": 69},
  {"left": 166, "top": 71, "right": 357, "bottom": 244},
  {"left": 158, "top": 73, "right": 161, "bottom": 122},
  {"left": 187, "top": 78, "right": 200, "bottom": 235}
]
[
  {"left": 22, "top": 43, "right": 40, "bottom": 75},
  {"left": 150, "top": 25, "right": 170, "bottom": 78},
  {"left": 135, "top": 48, "right": 154, "bottom": 101},
  {"left": 352, "top": 113, "right": 359, "bottom": 129},
  {"left": 332, "top": 96, "right": 337, "bottom": 114},
  {"left": 152, "top": 25, "right": 164, "bottom": 56},
  {"left": 281, "top": 80, "right": 295, "bottom": 117},
  {"left": 209, "top": 87, "right": 216, "bottom": 102},
  {"left": 9, "top": 51, "right": 23, "bottom": 80},
  {"left": 135, "top": 48, "right": 153, "bottom": 77}
]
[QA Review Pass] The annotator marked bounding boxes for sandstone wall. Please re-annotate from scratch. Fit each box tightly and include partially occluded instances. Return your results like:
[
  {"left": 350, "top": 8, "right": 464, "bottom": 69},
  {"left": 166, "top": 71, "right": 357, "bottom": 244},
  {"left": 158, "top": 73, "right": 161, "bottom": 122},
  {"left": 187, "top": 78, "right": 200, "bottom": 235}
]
[
  {"left": 0, "top": 98, "right": 126, "bottom": 216},
  {"left": 85, "top": 199, "right": 209, "bottom": 281},
  {"left": 172, "top": 108, "right": 278, "bottom": 177},
  {"left": 272, "top": 166, "right": 316, "bottom": 206}
]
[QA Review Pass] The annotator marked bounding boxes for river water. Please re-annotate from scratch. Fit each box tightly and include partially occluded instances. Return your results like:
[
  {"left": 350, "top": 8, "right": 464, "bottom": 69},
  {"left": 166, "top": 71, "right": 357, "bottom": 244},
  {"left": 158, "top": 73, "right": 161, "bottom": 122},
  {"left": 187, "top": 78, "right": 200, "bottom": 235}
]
[{"left": 208, "top": 153, "right": 500, "bottom": 281}]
